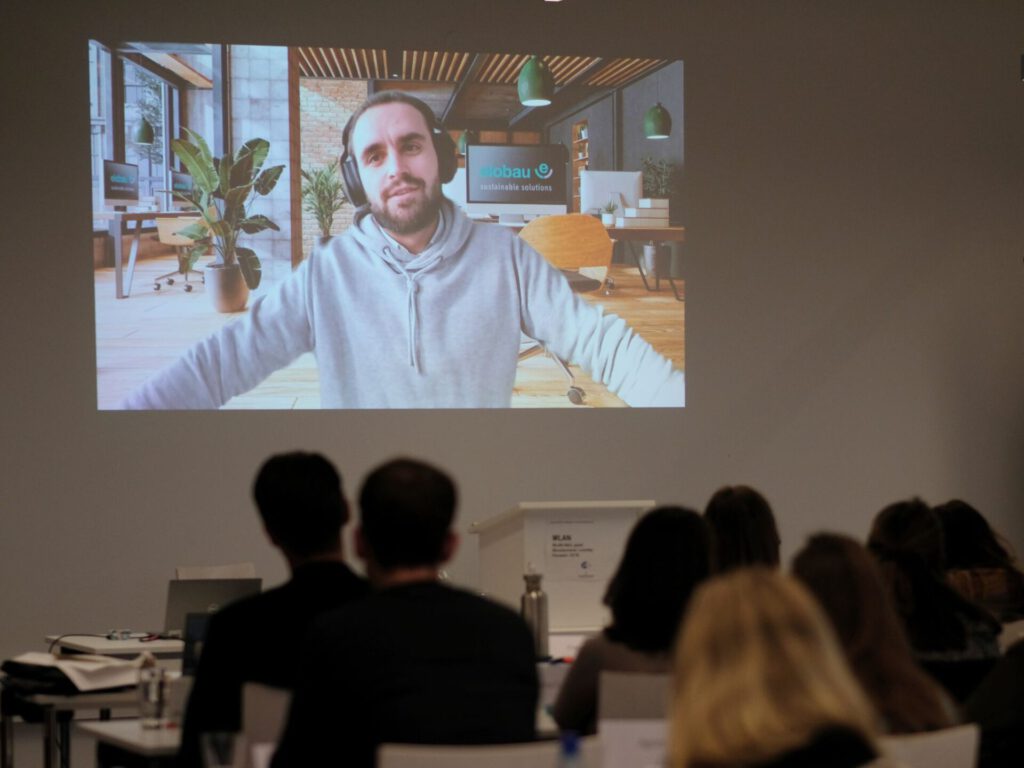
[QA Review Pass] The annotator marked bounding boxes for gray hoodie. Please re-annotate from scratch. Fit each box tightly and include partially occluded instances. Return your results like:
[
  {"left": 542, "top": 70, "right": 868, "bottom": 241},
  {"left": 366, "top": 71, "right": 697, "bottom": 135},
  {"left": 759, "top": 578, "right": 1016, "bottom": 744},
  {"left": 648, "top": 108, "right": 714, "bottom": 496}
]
[{"left": 122, "top": 203, "right": 684, "bottom": 408}]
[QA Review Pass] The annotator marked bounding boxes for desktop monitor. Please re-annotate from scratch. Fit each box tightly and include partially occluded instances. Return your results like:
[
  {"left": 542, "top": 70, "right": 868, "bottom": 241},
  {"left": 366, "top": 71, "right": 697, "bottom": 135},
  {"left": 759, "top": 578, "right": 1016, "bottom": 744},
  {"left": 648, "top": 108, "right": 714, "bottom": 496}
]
[
  {"left": 170, "top": 170, "right": 194, "bottom": 210},
  {"left": 102, "top": 160, "right": 140, "bottom": 207},
  {"left": 463, "top": 144, "right": 568, "bottom": 223},
  {"left": 579, "top": 170, "right": 643, "bottom": 216}
]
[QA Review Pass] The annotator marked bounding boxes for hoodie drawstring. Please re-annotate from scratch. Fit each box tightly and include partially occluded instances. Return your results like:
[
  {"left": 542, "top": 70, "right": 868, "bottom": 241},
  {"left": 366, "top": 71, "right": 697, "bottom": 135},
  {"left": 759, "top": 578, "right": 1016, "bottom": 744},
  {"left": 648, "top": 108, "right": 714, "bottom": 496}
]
[{"left": 405, "top": 275, "right": 419, "bottom": 371}]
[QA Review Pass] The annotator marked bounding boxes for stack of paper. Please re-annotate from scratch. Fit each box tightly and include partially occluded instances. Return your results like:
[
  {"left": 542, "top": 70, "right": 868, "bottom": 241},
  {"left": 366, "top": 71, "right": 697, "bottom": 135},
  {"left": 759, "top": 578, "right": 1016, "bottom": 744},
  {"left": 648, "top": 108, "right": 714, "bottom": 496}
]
[
  {"left": 615, "top": 198, "right": 670, "bottom": 228},
  {"left": 11, "top": 651, "right": 143, "bottom": 691}
]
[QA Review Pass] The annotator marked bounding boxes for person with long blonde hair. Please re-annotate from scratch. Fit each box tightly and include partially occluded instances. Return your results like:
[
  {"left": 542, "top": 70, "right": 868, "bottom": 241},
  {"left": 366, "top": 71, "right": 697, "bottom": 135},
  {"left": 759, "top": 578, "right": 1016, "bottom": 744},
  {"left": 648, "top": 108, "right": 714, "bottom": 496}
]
[{"left": 669, "top": 569, "right": 883, "bottom": 768}]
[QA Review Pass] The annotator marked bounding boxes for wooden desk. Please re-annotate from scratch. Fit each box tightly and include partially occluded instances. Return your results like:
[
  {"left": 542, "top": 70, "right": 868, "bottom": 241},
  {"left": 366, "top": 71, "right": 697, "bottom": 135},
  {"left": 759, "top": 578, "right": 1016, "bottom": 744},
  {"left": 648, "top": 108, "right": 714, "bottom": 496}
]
[
  {"left": 605, "top": 226, "right": 685, "bottom": 298},
  {"left": 97, "top": 211, "right": 198, "bottom": 299}
]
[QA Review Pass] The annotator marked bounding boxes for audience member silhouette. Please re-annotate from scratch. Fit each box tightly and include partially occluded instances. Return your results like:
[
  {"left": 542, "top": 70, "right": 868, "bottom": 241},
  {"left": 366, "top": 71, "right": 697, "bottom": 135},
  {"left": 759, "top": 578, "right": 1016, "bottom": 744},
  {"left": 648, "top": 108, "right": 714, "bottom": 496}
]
[
  {"left": 868, "top": 499, "right": 1001, "bottom": 701},
  {"left": 272, "top": 458, "right": 538, "bottom": 768},
  {"left": 552, "top": 506, "right": 713, "bottom": 734},
  {"left": 704, "top": 485, "right": 780, "bottom": 571},
  {"left": 178, "top": 451, "right": 368, "bottom": 768},
  {"left": 935, "top": 499, "right": 1024, "bottom": 621},
  {"left": 792, "top": 533, "right": 956, "bottom": 733},
  {"left": 669, "top": 568, "right": 881, "bottom": 768}
]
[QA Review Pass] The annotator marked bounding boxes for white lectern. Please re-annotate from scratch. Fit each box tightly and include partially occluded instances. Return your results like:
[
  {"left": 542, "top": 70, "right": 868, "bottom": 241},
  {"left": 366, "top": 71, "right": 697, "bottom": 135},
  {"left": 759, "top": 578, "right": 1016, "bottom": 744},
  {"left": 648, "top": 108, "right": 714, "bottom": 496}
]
[{"left": 470, "top": 501, "right": 653, "bottom": 634}]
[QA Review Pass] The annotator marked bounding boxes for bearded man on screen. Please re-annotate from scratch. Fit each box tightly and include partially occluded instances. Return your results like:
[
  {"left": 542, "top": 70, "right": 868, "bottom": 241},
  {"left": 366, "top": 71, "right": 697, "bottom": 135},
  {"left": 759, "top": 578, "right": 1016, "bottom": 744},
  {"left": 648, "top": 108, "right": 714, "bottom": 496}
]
[{"left": 122, "top": 91, "right": 684, "bottom": 409}]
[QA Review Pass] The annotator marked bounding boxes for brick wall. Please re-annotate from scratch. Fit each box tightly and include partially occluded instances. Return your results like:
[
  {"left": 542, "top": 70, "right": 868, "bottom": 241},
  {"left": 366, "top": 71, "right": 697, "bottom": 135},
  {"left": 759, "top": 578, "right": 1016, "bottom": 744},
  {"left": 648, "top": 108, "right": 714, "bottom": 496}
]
[{"left": 298, "top": 79, "right": 367, "bottom": 259}]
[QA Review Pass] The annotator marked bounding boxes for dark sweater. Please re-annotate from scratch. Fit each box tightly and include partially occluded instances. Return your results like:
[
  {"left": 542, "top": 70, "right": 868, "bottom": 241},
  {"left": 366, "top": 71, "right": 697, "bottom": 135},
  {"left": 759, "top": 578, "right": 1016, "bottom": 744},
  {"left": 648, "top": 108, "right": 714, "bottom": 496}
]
[
  {"left": 177, "top": 561, "right": 368, "bottom": 768},
  {"left": 272, "top": 581, "right": 539, "bottom": 768}
]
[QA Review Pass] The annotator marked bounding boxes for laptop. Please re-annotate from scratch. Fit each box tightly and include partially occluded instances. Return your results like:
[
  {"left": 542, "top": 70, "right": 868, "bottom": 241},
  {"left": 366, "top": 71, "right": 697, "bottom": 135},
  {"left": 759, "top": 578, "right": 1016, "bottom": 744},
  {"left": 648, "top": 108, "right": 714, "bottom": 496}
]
[{"left": 163, "top": 578, "right": 262, "bottom": 636}]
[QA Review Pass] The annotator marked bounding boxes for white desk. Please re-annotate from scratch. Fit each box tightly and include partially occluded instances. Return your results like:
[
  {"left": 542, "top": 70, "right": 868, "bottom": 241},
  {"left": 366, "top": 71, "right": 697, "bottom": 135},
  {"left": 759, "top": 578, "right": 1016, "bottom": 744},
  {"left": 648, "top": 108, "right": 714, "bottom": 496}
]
[
  {"left": 77, "top": 720, "right": 178, "bottom": 767},
  {"left": 46, "top": 636, "right": 184, "bottom": 663}
]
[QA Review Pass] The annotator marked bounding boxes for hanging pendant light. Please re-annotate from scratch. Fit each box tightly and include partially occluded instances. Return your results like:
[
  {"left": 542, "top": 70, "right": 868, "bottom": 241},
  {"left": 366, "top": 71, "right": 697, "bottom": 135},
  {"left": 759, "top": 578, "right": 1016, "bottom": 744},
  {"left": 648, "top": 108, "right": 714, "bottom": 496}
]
[
  {"left": 643, "top": 102, "right": 672, "bottom": 139},
  {"left": 517, "top": 55, "right": 554, "bottom": 107},
  {"left": 457, "top": 129, "right": 476, "bottom": 156},
  {"left": 132, "top": 116, "right": 155, "bottom": 145}
]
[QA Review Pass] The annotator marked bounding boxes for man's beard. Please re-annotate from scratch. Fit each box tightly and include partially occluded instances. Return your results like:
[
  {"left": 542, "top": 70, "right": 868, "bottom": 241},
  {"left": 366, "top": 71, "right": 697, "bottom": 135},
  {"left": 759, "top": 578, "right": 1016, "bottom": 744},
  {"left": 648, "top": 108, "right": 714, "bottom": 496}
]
[{"left": 371, "top": 175, "right": 443, "bottom": 236}]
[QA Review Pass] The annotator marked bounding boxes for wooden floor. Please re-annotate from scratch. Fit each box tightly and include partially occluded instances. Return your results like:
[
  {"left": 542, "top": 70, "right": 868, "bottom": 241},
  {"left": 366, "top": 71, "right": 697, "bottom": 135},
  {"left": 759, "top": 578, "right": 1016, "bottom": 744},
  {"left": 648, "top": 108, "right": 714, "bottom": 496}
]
[{"left": 95, "top": 255, "right": 684, "bottom": 409}]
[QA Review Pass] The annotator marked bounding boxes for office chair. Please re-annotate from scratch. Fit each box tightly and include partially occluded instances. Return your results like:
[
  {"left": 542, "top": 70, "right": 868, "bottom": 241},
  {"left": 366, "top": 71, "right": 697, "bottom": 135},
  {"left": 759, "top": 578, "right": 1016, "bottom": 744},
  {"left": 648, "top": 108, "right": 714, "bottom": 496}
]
[
  {"left": 154, "top": 217, "right": 205, "bottom": 292},
  {"left": 517, "top": 214, "right": 614, "bottom": 405}
]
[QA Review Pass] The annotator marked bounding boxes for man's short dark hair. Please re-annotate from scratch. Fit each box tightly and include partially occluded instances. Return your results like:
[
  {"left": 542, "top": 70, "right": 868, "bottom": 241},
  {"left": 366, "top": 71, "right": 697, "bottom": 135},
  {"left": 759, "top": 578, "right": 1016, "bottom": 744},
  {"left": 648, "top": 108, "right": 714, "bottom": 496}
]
[
  {"left": 358, "top": 458, "right": 456, "bottom": 570},
  {"left": 252, "top": 452, "right": 347, "bottom": 557},
  {"left": 341, "top": 91, "right": 440, "bottom": 157}
]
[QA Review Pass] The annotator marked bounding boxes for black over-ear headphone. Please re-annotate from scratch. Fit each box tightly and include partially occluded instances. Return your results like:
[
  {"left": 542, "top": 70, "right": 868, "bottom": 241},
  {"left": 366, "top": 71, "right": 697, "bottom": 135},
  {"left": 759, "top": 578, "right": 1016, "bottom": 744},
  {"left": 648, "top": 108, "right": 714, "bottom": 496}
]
[{"left": 339, "top": 93, "right": 458, "bottom": 209}]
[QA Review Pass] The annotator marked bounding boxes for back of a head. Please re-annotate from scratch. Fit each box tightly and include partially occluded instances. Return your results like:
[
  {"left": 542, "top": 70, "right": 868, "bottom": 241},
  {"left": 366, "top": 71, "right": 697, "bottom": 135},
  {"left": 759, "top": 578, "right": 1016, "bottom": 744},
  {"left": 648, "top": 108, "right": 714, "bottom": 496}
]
[
  {"left": 603, "top": 506, "right": 713, "bottom": 652},
  {"left": 792, "top": 533, "right": 953, "bottom": 733},
  {"left": 253, "top": 451, "right": 347, "bottom": 558},
  {"left": 358, "top": 458, "right": 456, "bottom": 570},
  {"left": 868, "top": 498, "right": 945, "bottom": 574},
  {"left": 669, "top": 568, "right": 877, "bottom": 768},
  {"left": 934, "top": 499, "right": 1015, "bottom": 570},
  {"left": 703, "top": 485, "right": 780, "bottom": 572}
]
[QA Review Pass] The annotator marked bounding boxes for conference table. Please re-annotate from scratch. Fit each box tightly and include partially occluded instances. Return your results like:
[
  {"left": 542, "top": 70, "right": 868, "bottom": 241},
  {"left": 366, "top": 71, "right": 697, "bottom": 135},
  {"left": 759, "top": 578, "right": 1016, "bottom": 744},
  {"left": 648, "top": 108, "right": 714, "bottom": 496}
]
[{"left": 96, "top": 210, "right": 198, "bottom": 299}]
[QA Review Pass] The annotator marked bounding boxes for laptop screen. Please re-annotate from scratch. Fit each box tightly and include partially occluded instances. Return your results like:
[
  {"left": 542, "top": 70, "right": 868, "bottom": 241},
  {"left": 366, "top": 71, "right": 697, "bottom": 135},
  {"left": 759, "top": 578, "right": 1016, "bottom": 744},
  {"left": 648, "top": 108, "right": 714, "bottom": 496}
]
[{"left": 164, "top": 578, "right": 262, "bottom": 635}]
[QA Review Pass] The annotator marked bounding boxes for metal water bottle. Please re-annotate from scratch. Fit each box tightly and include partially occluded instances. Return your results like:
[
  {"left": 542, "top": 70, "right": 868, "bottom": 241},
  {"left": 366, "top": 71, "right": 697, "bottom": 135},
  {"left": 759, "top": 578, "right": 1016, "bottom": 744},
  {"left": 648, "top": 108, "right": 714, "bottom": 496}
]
[{"left": 521, "top": 572, "right": 549, "bottom": 658}]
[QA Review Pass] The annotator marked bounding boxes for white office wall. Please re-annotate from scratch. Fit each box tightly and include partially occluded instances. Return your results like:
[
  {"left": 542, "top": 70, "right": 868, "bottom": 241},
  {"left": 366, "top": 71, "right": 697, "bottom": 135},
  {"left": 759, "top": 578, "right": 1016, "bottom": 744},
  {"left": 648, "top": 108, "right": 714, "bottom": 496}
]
[{"left": 1, "top": 0, "right": 1022, "bottom": 663}]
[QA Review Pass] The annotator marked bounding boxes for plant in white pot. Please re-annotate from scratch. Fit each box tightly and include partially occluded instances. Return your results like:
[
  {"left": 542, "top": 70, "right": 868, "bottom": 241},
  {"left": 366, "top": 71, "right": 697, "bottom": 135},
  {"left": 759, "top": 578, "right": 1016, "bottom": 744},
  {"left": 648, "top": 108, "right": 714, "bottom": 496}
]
[
  {"left": 172, "top": 128, "right": 284, "bottom": 312},
  {"left": 600, "top": 200, "right": 618, "bottom": 227}
]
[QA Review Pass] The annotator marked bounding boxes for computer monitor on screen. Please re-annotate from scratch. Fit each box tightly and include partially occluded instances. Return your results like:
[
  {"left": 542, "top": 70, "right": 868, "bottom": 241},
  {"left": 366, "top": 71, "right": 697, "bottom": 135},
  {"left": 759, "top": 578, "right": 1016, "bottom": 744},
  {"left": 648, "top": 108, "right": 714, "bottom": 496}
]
[
  {"left": 463, "top": 144, "right": 568, "bottom": 224},
  {"left": 169, "top": 170, "right": 194, "bottom": 210},
  {"left": 102, "top": 160, "right": 140, "bottom": 208},
  {"left": 579, "top": 170, "right": 643, "bottom": 217}
]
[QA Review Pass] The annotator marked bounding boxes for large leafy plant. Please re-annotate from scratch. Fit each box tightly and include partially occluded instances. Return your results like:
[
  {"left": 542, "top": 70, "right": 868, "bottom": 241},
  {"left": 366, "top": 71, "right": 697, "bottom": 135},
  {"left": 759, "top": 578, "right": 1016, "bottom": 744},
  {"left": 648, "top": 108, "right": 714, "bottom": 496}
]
[
  {"left": 301, "top": 164, "right": 348, "bottom": 240},
  {"left": 171, "top": 128, "right": 284, "bottom": 289},
  {"left": 641, "top": 156, "right": 676, "bottom": 199}
]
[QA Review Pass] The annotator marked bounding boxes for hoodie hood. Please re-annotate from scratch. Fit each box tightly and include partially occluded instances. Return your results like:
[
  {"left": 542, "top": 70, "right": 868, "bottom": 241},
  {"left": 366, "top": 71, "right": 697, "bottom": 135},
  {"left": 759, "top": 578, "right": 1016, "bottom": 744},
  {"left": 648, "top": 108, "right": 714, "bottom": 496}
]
[{"left": 347, "top": 199, "right": 475, "bottom": 372}]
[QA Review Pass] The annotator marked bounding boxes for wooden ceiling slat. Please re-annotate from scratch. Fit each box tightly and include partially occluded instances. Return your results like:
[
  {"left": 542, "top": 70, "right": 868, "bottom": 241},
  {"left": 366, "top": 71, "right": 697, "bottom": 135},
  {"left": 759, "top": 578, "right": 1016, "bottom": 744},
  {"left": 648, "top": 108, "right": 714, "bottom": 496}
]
[
  {"left": 437, "top": 52, "right": 450, "bottom": 81},
  {"left": 309, "top": 48, "right": 328, "bottom": 79},
  {"left": 329, "top": 48, "right": 344, "bottom": 79},
  {"left": 495, "top": 54, "right": 522, "bottom": 84},
  {"left": 297, "top": 47, "right": 316, "bottom": 78},
  {"left": 451, "top": 53, "right": 468, "bottom": 82},
  {"left": 315, "top": 48, "right": 333, "bottom": 78},
  {"left": 360, "top": 49, "right": 371, "bottom": 79}
]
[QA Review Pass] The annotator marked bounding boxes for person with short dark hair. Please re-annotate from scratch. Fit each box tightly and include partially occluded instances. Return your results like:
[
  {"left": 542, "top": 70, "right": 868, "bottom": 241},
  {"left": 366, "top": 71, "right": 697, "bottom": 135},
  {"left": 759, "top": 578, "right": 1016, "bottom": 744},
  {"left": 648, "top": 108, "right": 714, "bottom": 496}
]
[
  {"left": 272, "top": 458, "right": 538, "bottom": 768},
  {"left": 178, "top": 451, "right": 368, "bottom": 768},
  {"left": 703, "top": 485, "right": 780, "bottom": 571},
  {"left": 935, "top": 499, "right": 1024, "bottom": 621},
  {"left": 792, "top": 533, "right": 956, "bottom": 733},
  {"left": 552, "top": 506, "right": 713, "bottom": 734},
  {"left": 123, "top": 91, "right": 683, "bottom": 409}
]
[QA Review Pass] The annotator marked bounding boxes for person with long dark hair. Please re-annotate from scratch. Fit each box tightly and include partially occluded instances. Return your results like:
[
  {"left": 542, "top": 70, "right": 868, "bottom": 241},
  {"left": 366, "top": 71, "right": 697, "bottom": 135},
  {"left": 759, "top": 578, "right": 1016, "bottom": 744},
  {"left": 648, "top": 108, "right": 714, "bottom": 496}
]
[
  {"left": 935, "top": 499, "right": 1024, "bottom": 621},
  {"left": 704, "top": 485, "right": 780, "bottom": 571},
  {"left": 792, "top": 533, "right": 956, "bottom": 733},
  {"left": 868, "top": 499, "right": 1001, "bottom": 701},
  {"left": 552, "top": 506, "right": 713, "bottom": 734}
]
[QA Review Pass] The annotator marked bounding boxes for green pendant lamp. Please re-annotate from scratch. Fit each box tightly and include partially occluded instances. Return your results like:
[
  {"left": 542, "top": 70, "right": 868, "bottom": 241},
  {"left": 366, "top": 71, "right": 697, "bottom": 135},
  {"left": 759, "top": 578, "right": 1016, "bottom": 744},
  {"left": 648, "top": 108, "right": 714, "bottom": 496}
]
[
  {"left": 132, "top": 116, "right": 155, "bottom": 145},
  {"left": 517, "top": 55, "right": 554, "bottom": 107},
  {"left": 457, "top": 129, "right": 476, "bottom": 156},
  {"left": 643, "top": 102, "right": 672, "bottom": 139}
]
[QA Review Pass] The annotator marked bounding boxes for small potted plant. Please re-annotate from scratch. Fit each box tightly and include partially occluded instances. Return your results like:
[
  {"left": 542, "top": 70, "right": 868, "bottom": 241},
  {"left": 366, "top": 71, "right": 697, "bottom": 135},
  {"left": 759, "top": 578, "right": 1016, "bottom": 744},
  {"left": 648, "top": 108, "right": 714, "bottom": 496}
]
[
  {"left": 600, "top": 200, "right": 618, "bottom": 227},
  {"left": 171, "top": 128, "right": 284, "bottom": 313},
  {"left": 301, "top": 163, "right": 348, "bottom": 243}
]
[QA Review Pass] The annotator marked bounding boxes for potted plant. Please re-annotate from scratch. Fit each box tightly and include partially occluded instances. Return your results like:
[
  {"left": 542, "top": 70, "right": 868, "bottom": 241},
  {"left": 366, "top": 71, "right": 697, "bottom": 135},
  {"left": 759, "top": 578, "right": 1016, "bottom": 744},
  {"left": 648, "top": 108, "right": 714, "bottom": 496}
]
[
  {"left": 600, "top": 200, "right": 618, "bottom": 227},
  {"left": 171, "top": 128, "right": 284, "bottom": 312},
  {"left": 640, "top": 156, "right": 676, "bottom": 277},
  {"left": 301, "top": 164, "right": 348, "bottom": 243}
]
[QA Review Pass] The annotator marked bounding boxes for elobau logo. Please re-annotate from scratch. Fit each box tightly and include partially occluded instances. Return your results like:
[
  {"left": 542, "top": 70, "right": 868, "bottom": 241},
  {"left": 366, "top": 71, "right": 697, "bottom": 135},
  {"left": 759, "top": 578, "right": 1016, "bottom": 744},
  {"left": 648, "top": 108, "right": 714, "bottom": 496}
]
[{"left": 479, "top": 162, "right": 555, "bottom": 179}]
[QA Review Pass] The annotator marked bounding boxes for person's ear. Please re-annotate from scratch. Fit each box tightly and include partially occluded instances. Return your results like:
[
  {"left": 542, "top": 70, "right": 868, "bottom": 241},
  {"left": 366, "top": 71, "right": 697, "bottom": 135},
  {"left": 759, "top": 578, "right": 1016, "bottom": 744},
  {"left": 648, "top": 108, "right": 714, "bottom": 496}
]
[
  {"left": 354, "top": 526, "right": 370, "bottom": 561},
  {"left": 440, "top": 531, "right": 459, "bottom": 563}
]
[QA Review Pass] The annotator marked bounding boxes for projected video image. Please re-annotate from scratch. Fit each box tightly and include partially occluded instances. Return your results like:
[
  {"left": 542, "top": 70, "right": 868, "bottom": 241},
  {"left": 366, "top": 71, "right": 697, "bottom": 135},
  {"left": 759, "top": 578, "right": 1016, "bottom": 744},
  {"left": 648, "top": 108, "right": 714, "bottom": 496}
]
[{"left": 91, "top": 41, "right": 685, "bottom": 409}]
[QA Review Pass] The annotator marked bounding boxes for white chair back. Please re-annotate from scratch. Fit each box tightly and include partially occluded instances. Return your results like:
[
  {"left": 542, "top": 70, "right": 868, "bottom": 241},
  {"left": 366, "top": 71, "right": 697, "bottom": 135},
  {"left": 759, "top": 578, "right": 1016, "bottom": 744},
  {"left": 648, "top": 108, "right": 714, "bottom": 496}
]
[
  {"left": 377, "top": 736, "right": 600, "bottom": 768},
  {"left": 241, "top": 683, "right": 291, "bottom": 768},
  {"left": 998, "top": 618, "right": 1024, "bottom": 652},
  {"left": 878, "top": 723, "right": 980, "bottom": 768},
  {"left": 597, "top": 672, "right": 671, "bottom": 768},
  {"left": 175, "top": 563, "right": 257, "bottom": 580}
]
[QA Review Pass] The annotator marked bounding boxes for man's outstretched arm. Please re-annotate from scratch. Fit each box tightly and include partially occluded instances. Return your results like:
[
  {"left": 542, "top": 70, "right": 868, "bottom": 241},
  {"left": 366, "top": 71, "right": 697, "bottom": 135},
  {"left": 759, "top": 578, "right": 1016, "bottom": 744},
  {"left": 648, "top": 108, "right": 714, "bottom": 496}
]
[
  {"left": 120, "top": 259, "right": 316, "bottom": 410},
  {"left": 516, "top": 243, "right": 685, "bottom": 408}
]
